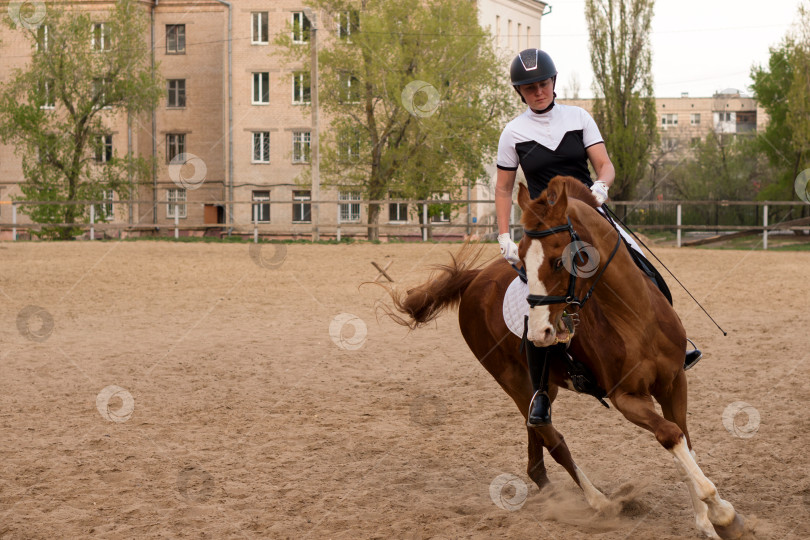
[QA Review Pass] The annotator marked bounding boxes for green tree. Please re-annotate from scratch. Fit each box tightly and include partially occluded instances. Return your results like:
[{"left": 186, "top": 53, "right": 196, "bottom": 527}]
[
  {"left": 277, "top": 0, "right": 515, "bottom": 241},
  {"left": 585, "top": 0, "right": 658, "bottom": 200},
  {"left": 0, "top": 0, "right": 161, "bottom": 239},
  {"left": 750, "top": 3, "right": 810, "bottom": 203},
  {"left": 670, "top": 133, "right": 768, "bottom": 200}
]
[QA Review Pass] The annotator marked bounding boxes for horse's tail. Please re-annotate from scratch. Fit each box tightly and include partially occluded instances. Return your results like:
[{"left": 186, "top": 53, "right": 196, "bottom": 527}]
[{"left": 384, "top": 243, "right": 486, "bottom": 329}]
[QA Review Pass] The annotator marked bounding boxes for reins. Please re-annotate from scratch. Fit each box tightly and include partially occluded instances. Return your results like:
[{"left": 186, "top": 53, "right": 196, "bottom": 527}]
[{"left": 601, "top": 205, "right": 727, "bottom": 336}]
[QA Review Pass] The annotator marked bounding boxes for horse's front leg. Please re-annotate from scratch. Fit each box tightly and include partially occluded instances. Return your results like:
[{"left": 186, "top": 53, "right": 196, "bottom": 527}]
[
  {"left": 670, "top": 437, "right": 746, "bottom": 539},
  {"left": 674, "top": 449, "right": 721, "bottom": 539},
  {"left": 612, "top": 391, "right": 746, "bottom": 539}
]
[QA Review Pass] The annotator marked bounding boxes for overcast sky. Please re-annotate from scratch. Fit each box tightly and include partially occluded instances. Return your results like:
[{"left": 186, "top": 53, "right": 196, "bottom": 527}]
[{"left": 540, "top": 0, "right": 802, "bottom": 98}]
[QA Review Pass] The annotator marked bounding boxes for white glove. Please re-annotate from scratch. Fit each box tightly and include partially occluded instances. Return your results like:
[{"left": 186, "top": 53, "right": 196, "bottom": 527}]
[
  {"left": 591, "top": 180, "right": 609, "bottom": 205},
  {"left": 498, "top": 233, "right": 520, "bottom": 265}
]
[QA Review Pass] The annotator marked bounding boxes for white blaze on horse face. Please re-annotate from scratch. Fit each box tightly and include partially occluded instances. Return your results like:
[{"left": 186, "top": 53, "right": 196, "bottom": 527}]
[{"left": 525, "top": 240, "right": 554, "bottom": 345}]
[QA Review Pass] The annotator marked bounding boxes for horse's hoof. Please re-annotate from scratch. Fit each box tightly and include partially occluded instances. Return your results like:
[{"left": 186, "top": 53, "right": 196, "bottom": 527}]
[{"left": 712, "top": 512, "right": 746, "bottom": 540}]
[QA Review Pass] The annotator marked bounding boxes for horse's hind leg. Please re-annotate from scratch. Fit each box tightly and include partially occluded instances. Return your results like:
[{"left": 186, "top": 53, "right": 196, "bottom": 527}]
[
  {"left": 612, "top": 391, "right": 745, "bottom": 539},
  {"left": 531, "top": 422, "right": 618, "bottom": 514},
  {"left": 528, "top": 387, "right": 618, "bottom": 514},
  {"left": 526, "top": 428, "right": 550, "bottom": 489}
]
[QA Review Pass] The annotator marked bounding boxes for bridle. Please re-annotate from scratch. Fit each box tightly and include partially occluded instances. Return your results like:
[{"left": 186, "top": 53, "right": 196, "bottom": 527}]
[{"left": 520, "top": 216, "right": 623, "bottom": 309}]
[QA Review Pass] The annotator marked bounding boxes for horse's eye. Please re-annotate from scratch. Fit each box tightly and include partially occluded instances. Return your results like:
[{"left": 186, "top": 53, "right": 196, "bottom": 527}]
[{"left": 554, "top": 258, "right": 564, "bottom": 270}]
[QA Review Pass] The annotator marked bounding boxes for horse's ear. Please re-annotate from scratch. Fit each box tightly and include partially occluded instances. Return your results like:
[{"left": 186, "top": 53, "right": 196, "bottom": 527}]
[
  {"left": 546, "top": 177, "right": 569, "bottom": 218},
  {"left": 517, "top": 182, "right": 532, "bottom": 213}
]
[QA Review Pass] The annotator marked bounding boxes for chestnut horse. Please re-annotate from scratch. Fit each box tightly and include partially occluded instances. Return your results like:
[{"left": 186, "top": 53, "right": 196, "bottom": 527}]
[{"left": 388, "top": 176, "right": 746, "bottom": 539}]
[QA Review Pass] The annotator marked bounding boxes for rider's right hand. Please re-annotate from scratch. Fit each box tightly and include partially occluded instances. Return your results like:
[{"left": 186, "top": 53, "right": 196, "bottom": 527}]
[{"left": 498, "top": 233, "right": 520, "bottom": 265}]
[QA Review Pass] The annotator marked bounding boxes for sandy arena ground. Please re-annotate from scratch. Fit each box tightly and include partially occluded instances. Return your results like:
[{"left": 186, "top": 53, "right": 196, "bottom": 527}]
[{"left": 0, "top": 240, "right": 809, "bottom": 539}]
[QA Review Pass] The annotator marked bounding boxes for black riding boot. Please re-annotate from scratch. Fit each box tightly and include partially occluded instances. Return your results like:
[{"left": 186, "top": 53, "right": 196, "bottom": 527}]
[
  {"left": 526, "top": 343, "right": 552, "bottom": 427},
  {"left": 685, "top": 339, "right": 703, "bottom": 370}
]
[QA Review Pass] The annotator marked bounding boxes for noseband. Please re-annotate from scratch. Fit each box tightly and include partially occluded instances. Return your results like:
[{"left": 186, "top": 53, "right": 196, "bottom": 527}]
[{"left": 522, "top": 217, "right": 622, "bottom": 309}]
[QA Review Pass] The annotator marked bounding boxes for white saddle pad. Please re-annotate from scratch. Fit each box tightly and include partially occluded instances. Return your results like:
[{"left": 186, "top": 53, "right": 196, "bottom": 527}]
[{"left": 503, "top": 276, "right": 530, "bottom": 338}]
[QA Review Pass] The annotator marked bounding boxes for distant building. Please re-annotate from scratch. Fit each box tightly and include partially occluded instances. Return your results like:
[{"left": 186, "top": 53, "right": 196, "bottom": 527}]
[{"left": 559, "top": 89, "right": 767, "bottom": 160}]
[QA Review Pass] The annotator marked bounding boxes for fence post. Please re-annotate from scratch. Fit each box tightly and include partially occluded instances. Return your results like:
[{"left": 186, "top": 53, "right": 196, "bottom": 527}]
[
  {"left": 676, "top": 204, "right": 682, "bottom": 248},
  {"left": 422, "top": 202, "right": 428, "bottom": 242},
  {"left": 90, "top": 204, "right": 95, "bottom": 241},
  {"left": 763, "top": 204, "right": 768, "bottom": 250},
  {"left": 336, "top": 200, "right": 341, "bottom": 242},
  {"left": 12, "top": 202, "right": 17, "bottom": 241},
  {"left": 174, "top": 211, "right": 179, "bottom": 239}
]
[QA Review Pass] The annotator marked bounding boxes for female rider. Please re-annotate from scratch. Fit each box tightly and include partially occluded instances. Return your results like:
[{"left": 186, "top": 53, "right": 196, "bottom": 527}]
[{"left": 495, "top": 49, "right": 701, "bottom": 427}]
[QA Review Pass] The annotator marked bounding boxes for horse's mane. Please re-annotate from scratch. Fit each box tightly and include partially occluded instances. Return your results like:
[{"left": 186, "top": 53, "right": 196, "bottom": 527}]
[{"left": 521, "top": 176, "right": 598, "bottom": 230}]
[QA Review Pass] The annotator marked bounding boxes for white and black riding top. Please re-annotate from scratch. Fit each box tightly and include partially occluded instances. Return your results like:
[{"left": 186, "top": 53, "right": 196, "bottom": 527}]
[{"left": 497, "top": 104, "right": 604, "bottom": 199}]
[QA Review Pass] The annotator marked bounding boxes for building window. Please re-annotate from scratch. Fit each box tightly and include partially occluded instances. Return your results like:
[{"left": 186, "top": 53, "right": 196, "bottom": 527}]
[
  {"left": 166, "top": 24, "right": 186, "bottom": 54},
  {"left": 389, "top": 192, "right": 407, "bottom": 222},
  {"left": 661, "top": 113, "right": 678, "bottom": 129},
  {"left": 253, "top": 72, "right": 270, "bottom": 104},
  {"left": 690, "top": 113, "right": 700, "bottom": 125},
  {"left": 339, "top": 191, "right": 361, "bottom": 222},
  {"left": 507, "top": 20, "right": 512, "bottom": 49},
  {"left": 292, "top": 131, "right": 310, "bottom": 163},
  {"left": 92, "top": 22, "right": 110, "bottom": 51},
  {"left": 339, "top": 130, "right": 361, "bottom": 161},
  {"left": 36, "top": 24, "right": 48, "bottom": 52},
  {"left": 167, "top": 79, "right": 186, "bottom": 108},
  {"left": 292, "top": 190, "right": 311, "bottom": 222},
  {"left": 252, "top": 190, "right": 270, "bottom": 223},
  {"left": 517, "top": 23, "right": 522, "bottom": 50},
  {"left": 166, "top": 133, "right": 185, "bottom": 163},
  {"left": 95, "top": 134, "right": 113, "bottom": 163},
  {"left": 93, "top": 77, "right": 112, "bottom": 107},
  {"left": 253, "top": 131, "right": 270, "bottom": 163},
  {"left": 251, "top": 12, "right": 269, "bottom": 44},
  {"left": 167, "top": 188, "right": 187, "bottom": 218},
  {"left": 430, "top": 193, "right": 451, "bottom": 223},
  {"left": 292, "top": 72, "right": 310, "bottom": 104},
  {"left": 292, "top": 12, "right": 310, "bottom": 44},
  {"left": 495, "top": 15, "right": 500, "bottom": 43},
  {"left": 339, "top": 73, "right": 360, "bottom": 104},
  {"left": 95, "top": 189, "right": 114, "bottom": 221},
  {"left": 663, "top": 137, "right": 678, "bottom": 151},
  {"left": 338, "top": 11, "right": 359, "bottom": 40},
  {"left": 40, "top": 78, "right": 55, "bottom": 109}
]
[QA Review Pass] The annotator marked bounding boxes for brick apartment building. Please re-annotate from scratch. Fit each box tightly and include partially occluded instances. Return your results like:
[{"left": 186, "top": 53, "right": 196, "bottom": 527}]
[
  {"left": 0, "top": 0, "right": 548, "bottom": 239},
  {"left": 560, "top": 89, "right": 767, "bottom": 162}
]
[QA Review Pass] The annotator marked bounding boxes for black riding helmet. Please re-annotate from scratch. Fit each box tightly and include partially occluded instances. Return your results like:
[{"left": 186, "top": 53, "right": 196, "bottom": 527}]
[{"left": 510, "top": 49, "right": 557, "bottom": 104}]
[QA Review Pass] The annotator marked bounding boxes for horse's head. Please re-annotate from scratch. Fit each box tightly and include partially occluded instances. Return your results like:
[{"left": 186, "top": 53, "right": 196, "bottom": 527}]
[{"left": 517, "top": 176, "right": 599, "bottom": 347}]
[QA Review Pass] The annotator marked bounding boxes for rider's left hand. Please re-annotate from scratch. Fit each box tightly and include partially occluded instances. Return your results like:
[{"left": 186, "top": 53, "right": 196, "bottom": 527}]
[{"left": 591, "top": 180, "right": 609, "bottom": 205}]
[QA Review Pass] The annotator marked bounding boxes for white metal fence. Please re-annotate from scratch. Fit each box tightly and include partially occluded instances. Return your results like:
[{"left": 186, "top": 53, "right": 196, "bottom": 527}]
[{"left": 1, "top": 198, "right": 808, "bottom": 249}]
